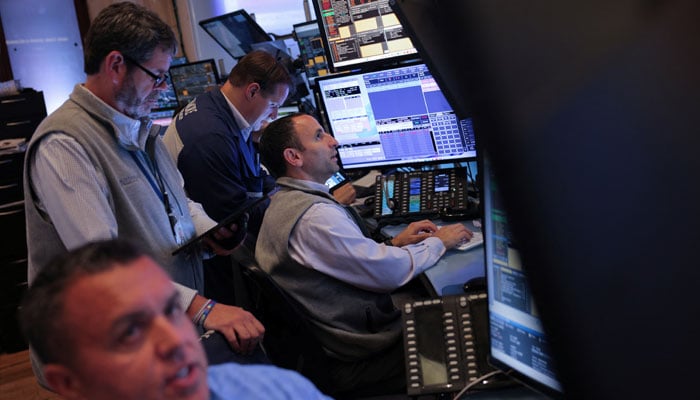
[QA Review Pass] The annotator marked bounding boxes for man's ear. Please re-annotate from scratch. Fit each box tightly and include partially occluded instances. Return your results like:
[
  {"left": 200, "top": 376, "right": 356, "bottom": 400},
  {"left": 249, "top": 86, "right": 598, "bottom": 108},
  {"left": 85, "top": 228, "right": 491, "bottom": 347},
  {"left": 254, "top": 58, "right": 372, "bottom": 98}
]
[
  {"left": 246, "top": 82, "right": 261, "bottom": 100},
  {"left": 283, "top": 147, "right": 302, "bottom": 168},
  {"left": 104, "top": 50, "right": 128, "bottom": 85},
  {"left": 44, "top": 363, "right": 84, "bottom": 399}
]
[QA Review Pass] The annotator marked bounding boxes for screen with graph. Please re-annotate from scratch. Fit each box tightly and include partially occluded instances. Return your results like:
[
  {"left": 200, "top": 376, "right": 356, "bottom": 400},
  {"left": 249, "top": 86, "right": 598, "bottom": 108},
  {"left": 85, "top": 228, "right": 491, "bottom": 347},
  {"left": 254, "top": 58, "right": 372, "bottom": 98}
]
[{"left": 315, "top": 62, "right": 477, "bottom": 170}]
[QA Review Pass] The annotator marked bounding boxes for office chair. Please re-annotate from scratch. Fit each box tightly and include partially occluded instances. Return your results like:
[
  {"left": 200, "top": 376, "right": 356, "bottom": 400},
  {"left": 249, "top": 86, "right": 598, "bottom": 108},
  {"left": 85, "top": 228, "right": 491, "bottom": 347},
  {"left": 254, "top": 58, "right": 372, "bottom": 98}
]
[
  {"left": 234, "top": 248, "right": 411, "bottom": 399},
  {"left": 233, "top": 249, "right": 336, "bottom": 395}
]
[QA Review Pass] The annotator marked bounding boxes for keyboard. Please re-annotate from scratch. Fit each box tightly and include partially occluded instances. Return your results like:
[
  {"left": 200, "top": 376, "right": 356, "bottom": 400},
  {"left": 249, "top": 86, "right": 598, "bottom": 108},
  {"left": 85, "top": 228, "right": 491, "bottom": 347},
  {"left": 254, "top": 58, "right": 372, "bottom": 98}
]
[{"left": 456, "top": 231, "right": 484, "bottom": 251}]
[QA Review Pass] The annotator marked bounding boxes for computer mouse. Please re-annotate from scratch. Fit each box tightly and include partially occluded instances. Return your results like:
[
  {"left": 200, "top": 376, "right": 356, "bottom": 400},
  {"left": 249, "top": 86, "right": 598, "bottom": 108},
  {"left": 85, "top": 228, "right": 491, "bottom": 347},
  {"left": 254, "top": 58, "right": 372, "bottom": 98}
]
[{"left": 463, "top": 276, "right": 487, "bottom": 293}]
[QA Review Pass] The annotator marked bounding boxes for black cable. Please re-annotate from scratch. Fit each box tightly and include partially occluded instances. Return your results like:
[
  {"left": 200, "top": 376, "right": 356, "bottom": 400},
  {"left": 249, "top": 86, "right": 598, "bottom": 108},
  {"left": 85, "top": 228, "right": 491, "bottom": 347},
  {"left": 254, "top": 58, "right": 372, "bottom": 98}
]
[{"left": 451, "top": 370, "right": 509, "bottom": 400}]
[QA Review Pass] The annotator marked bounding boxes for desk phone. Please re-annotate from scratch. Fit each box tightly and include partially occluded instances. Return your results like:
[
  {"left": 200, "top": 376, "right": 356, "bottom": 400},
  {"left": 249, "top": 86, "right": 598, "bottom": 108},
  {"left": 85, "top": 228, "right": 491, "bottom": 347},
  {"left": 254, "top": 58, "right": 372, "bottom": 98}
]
[
  {"left": 402, "top": 293, "right": 497, "bottom": 396},
  {"left": 373, "top": 168, "right": 472, "bottom": 220}
]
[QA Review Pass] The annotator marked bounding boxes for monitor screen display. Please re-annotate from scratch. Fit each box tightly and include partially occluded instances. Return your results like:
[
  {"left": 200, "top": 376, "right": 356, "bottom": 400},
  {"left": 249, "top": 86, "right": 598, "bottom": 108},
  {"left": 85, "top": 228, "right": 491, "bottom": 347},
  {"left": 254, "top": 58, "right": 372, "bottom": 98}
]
[
  {"left": 482, "top": 156, "right": 564, "bottom": 396},
  {"left": 199, "top": 9, "right": 272, "bottom": 60},
  {"left": 169, "top": 59, "right": 221, "bottom": 108},
  {"left": 292, "top": 20, "right": 330, "bottom": 84},
  {"left": 315, "top": 62, "right": 477, "bottom": 170},
  {"left": 310, "top": 0, "right": 419, "bottom": 72},
  {"left": 150, "top": 73, "right": 178, "bottom": 113},
  {"left": 148, "top": 57, "right": 187, "bottom": 121}
]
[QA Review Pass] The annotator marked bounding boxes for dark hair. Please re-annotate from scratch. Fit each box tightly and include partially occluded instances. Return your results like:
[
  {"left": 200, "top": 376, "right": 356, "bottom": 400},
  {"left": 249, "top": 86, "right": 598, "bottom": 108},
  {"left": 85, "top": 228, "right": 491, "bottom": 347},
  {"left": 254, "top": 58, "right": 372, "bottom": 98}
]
[
  {"left": 83, "top": 2, "right": 178, "bottom": 74},
  {"left": 228, "top": 50, "right": 295, "bottom": 97},
  {"left": 258, "top": 113, "right": 307, "bottom": 178},
  {"left": 19, "top": 239, "right": 151, "bottom": 364}
]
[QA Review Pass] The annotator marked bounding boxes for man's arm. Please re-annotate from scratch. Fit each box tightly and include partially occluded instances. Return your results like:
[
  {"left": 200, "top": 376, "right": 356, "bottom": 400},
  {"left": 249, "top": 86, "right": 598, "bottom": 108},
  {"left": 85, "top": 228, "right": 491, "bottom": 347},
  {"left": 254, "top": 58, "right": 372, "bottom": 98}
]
[
  {"left": 289, "top": 203, "right": 448, "bottom": 292},
  {"left": 186, "top": 292, "right": 265, "bottom": 355},
  {"left": 31, "top": 133, "right": 117, "bottom": 247},
  {"left": 331, "top": 183, "right": 357, "bottom": 205}
]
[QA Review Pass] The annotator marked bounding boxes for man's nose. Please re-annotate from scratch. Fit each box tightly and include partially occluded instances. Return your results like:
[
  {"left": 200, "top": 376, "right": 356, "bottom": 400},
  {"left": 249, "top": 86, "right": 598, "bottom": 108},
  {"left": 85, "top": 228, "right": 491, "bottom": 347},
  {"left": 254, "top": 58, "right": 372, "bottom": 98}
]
[
  {"left": 153, "top": 317, "right": 186, "bottom": 361},
  {"left": 327, "top": 133, "right": 338, "bottom": 146}
]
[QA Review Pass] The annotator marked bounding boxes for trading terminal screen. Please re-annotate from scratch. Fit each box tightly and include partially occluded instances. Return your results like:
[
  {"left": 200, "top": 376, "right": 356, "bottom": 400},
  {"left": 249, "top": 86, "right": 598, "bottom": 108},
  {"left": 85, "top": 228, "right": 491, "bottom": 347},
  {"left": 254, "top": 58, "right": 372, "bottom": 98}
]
[
  {"left": 311, "top": 0, "right": 419, "bottom": 71},
  {"left": 169, "top": 59, "right": 221, "bottom": 109},
  {"left": 483, "top": 158, "right": 563, "bottom": 394},
  {"left": 315, "top": 62, "right": 477, "bottom": 170},
  {"left": 293, "top": 20, "right": 330, "bottom": 85}
]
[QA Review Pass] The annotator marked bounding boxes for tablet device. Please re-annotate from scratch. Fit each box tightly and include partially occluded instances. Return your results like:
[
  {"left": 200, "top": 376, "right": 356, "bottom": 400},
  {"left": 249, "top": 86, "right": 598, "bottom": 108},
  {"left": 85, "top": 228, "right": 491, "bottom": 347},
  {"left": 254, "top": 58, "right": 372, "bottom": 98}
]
[
  {"left": 172, "top": 196, "right": 268, "bottom": 256},
  {"left": 325, "top": 171, "right": 350, "bottom": 193}
]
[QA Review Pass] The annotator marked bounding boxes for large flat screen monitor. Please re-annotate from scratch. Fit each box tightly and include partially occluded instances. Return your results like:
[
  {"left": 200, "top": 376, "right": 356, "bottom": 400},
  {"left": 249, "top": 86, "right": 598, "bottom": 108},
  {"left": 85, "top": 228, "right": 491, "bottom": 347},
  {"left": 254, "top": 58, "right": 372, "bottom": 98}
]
[
  {"left": 310, "top": 0, "right": 419, "bottom": 72},
  {"left": 169, "top": 59, "right": 221, "bottom": 109},
  {"left": 482, "top": 156, "right": 564, "bottom": 397},
  {"left": 199, "top": 9, "right": 272, "bottom": 60},
  {"left": 315, "top": 62, "right": 477, "bottom": 170},
  {"left": 292, "top": 20, "right": 330, "bottom": 85},
  {"left": 389, "top": 1, "right": 700, "bottom": 398}
]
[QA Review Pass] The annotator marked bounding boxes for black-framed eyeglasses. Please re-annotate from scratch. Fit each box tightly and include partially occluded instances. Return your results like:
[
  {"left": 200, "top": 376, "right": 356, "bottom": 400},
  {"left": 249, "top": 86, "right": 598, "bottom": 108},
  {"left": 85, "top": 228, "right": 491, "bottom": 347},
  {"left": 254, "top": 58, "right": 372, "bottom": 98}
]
[{"left": 123, "top": 55, "right": 168, "bottom": 87}]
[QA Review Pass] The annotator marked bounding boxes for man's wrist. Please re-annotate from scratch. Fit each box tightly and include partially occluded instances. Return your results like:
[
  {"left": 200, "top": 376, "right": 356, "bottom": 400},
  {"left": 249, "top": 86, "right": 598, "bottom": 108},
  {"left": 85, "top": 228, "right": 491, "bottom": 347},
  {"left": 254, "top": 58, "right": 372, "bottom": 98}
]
[{"left": 193, "top": 298, "right": 217, "bottom": 327}]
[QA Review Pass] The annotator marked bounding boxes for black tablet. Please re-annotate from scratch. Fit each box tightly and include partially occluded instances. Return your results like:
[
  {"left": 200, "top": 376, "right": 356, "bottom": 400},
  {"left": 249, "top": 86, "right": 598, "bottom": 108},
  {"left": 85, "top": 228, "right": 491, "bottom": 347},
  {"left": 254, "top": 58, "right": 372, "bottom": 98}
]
[{"left": 172, "top": 196, "right": 268, "bottom": 256}]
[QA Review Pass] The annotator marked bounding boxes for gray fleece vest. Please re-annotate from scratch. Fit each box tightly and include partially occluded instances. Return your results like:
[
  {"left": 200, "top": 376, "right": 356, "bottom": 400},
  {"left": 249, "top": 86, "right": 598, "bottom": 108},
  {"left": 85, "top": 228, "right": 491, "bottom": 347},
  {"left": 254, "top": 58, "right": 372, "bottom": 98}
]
[
  {"left": 256, "top": 177, "right": 401, "bottom": 361},
  {"left": 24, "top": 86, "right": 203, "bottom": 291}
]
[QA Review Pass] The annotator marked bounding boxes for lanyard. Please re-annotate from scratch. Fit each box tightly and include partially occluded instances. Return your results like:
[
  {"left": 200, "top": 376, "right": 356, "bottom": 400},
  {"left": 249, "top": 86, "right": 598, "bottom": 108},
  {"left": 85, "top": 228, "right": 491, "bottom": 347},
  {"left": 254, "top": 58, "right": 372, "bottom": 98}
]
[{"left": 130, "top": 136, "right": 179, "bottom": 237}]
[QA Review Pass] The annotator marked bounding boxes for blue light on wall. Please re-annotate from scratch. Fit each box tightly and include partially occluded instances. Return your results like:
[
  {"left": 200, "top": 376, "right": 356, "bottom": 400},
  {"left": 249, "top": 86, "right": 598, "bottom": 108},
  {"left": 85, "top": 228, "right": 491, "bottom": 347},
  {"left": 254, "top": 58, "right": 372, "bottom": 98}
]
[{"left": 0, "top": 0, "right": 86, "bottom": 113}]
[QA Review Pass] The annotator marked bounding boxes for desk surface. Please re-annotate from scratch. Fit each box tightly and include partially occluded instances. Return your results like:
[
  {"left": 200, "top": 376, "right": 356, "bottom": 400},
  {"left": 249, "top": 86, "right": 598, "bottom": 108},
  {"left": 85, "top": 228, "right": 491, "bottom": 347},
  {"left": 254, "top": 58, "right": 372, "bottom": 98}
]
[{"left": 379, "top": 219, "right": 485, "bottom": 297}]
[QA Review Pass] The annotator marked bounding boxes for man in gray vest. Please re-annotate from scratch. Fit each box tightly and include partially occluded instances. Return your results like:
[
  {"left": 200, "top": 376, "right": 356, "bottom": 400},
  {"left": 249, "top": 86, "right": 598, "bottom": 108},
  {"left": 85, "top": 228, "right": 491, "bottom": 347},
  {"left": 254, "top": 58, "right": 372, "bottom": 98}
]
[
  {"left": 23, "top": 1, "right": 264, "bottom": 387},
  {"left": 256, "top": 113, "right": 472, "bottom": 395}
]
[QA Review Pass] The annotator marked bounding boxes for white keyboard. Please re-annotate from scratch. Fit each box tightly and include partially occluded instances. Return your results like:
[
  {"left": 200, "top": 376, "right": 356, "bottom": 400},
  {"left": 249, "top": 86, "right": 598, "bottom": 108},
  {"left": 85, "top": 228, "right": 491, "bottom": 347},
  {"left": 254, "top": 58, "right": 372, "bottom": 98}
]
[{"left": 456, "top": 231, "right": 484, "bottom": 251}]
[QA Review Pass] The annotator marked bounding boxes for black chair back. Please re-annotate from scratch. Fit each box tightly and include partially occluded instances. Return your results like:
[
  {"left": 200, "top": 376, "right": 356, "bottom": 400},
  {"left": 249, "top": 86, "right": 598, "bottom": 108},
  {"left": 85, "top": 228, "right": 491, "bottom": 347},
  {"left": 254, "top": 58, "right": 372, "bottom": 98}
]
[{"left": 235, "top": 251, "right": 335, "bottom": 394}]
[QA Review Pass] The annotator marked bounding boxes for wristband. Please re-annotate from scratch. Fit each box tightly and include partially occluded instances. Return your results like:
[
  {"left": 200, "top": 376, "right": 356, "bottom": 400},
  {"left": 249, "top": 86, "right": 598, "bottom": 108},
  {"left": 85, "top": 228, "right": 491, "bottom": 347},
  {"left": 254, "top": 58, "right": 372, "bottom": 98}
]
[
  {"left": 193, "top": 299, "right": 216, "bottom": 327},
  {"left": 198, "top": 300, "right": 216, "bottom": 327}
]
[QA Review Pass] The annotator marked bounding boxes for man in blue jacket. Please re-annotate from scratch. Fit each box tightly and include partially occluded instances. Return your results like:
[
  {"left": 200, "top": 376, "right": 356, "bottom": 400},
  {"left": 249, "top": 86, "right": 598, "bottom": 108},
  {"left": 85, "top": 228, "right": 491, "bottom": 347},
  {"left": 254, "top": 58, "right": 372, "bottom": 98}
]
[
  {"left": 163, "top": 51, "right": 291, "bottom": 306},
  {"left": 163, "top": 51, "right": 355, "bottom": 305}
]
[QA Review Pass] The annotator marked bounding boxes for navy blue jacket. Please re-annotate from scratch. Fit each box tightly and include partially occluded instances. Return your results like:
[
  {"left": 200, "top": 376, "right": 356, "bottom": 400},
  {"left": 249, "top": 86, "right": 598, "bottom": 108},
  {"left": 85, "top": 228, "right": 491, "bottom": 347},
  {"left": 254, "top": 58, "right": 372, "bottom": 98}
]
[{"left": 172, "top": 89, "right": 275, "bottom": 234}]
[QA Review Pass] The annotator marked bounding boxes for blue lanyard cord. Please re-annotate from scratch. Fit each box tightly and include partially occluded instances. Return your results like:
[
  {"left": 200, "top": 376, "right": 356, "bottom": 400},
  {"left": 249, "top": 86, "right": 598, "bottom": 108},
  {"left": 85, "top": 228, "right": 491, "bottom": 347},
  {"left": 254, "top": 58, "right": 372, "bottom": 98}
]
[
  {"left": 130, "top": 150, "right": 164, "bottom": 202},
  {"left": 129, "top": 138, "right": 179, "bottom": 238}
]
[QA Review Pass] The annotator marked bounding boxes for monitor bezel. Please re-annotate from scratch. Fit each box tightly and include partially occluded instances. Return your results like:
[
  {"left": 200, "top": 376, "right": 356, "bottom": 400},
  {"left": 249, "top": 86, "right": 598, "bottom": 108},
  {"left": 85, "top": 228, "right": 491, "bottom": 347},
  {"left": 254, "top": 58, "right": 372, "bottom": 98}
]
[
  {"left": 314, "top": 60, "right": 478, "bottom": 171},
  {"left": 198, "top": 9, "right": 272, "bottom": 60},
  {"left": 168, "top": 59, "right": 221, "bottom": 109},
  {"left": 309, "top": 0, "right": 420, "bottom": 73}
]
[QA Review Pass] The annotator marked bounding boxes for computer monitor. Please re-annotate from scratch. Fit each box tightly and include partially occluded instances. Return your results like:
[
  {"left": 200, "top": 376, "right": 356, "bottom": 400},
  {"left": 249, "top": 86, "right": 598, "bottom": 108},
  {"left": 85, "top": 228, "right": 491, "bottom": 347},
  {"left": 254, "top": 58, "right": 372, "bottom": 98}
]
[
  {"left": 314, "top": 62, "right": 477, "bottom": 171},
  {"left": 389, "top": 1, "right": 700, "bottom": 398},
  {"left": 198, "top": 9, "right": 272, "bottom": 60},
  {"left": 292, "top": 20, "right": 330, "bottom": 85},
  {"left": 482, "top": 156, "right": 564, "bottom": 397},
  {"left": 310, "top": 0, "right": 419, "bottom": 72},
  {"left": 169, "top": 59, "right": 221, "bottom": 109}
]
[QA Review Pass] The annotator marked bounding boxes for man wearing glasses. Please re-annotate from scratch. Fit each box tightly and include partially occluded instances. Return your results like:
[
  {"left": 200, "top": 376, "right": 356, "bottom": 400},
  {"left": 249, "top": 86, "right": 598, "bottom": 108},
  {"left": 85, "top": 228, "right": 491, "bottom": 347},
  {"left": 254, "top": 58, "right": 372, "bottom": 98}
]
[{"left": 23, "top": 1, "right": 265, "bottom": 389}]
